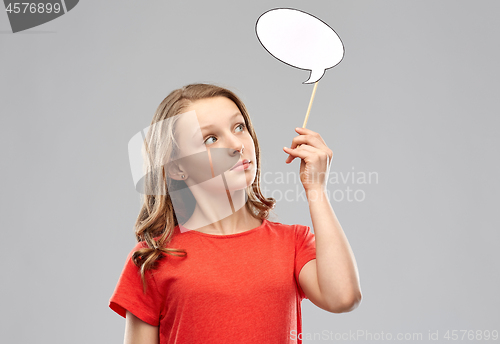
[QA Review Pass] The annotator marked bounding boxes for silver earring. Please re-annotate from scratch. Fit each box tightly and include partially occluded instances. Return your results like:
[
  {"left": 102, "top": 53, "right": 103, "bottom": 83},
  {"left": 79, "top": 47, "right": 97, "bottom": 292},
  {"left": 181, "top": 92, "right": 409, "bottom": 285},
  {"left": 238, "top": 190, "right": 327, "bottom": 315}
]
[{"left": 182, "top": 174, "right": 185, "bottom": 179}]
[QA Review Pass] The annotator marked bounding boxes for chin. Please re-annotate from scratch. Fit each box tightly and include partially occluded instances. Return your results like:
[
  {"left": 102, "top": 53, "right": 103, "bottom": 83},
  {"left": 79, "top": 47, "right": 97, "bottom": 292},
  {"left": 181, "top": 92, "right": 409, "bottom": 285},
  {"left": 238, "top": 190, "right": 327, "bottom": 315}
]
[{"left": 226, "top": 169, "right": 256, "bottom": 191}]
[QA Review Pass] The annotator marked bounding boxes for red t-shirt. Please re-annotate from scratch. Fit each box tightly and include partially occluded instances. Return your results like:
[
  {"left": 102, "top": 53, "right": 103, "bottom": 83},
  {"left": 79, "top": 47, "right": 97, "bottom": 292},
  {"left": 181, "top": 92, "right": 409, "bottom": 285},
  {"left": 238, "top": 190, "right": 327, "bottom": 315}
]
[{"left": 109, "top": 218, "right": 316, "bottom": 344}]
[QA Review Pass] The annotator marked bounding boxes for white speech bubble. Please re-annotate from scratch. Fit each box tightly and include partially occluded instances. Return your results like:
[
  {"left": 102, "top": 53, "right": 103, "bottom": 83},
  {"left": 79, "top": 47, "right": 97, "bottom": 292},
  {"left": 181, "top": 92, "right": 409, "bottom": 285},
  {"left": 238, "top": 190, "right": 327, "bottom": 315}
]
[{"left": 256, "top": 8, "right": 344, "bottom": 84}]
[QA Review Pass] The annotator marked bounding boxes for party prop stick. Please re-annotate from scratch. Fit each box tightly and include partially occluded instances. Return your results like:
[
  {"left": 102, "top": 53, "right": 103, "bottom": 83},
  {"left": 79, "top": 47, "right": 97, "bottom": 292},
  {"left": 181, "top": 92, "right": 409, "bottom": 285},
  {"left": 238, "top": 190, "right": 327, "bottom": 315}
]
[
  {"left": 296, "top": 80, "right": 319, "bottom": 148},
  {"left": 302, "top": 81, "right": 319, "bottom": 129}
]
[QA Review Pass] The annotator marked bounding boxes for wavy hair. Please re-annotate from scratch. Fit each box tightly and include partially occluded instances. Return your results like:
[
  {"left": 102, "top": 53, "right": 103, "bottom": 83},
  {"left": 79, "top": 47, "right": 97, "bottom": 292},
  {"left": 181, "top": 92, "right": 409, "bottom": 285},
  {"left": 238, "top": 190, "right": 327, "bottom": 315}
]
[{"left": 132, "top": 83, "right": 277, "bottom": 293}]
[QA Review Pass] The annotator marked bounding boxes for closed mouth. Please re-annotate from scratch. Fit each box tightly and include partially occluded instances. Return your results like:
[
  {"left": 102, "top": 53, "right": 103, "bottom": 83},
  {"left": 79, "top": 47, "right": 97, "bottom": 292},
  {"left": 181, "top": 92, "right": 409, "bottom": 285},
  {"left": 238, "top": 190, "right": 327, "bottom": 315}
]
[{"left": 230, "top": 159, "right": 250, "bottom": 170}]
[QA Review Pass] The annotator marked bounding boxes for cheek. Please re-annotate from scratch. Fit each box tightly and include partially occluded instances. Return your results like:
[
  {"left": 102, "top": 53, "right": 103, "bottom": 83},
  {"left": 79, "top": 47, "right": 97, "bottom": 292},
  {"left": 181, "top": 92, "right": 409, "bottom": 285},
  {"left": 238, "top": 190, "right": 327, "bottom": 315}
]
[
  {"left": 178, "top": 145, "right": 206, "bottom": 161},
  {"left": 175, "top": 131, "right": 206, "bottom": 158},
  {"left": 245, "top": 135, "right": 256, "bottom": 152}
]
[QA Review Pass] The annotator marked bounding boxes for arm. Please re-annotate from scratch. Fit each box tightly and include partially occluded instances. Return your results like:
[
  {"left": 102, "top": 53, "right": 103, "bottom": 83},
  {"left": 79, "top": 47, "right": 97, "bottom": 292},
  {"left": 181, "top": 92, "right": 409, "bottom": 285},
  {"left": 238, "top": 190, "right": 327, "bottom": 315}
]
[
  {"left": 124, "top": 310, "right": 159, "bottom": 344},
  {"left": 284, "top": 126, "right": 362, "bottom": 313},
  {"left": 303, "top": 189, "right": 362, "bottom": 313}
]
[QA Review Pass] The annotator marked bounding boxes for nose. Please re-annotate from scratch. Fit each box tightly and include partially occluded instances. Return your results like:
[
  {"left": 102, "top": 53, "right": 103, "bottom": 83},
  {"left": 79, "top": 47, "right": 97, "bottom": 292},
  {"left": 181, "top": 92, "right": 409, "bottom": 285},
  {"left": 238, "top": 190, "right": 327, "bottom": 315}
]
[{"left": 227, "top": 135, "right": 244, "bottom": 157}]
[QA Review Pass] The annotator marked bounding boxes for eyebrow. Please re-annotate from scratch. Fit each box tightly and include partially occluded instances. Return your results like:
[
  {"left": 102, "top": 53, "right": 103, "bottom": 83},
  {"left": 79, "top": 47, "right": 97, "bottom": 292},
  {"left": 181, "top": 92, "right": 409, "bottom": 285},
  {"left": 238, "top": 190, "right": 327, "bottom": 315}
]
[{"left": 192, "top": 112, "right": 243, "bottom": 138}]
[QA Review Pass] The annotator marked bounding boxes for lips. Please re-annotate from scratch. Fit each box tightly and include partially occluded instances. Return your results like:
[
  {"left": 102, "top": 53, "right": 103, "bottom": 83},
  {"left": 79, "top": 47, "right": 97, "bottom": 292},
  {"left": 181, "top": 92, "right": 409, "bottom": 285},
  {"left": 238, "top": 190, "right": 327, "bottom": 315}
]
[{"left": 230, "top": 159, "right": 250, "bottom": 170}]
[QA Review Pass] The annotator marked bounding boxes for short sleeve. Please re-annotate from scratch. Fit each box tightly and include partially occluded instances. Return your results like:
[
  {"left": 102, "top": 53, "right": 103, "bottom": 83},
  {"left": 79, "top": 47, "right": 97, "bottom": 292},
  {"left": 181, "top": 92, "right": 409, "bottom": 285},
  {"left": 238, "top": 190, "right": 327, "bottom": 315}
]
[
  {"left": 108, "top": 242, "right": 162, "bottom": 326},
  {"left": 294, "top": 224, "right": 317, "bottom": 300}
]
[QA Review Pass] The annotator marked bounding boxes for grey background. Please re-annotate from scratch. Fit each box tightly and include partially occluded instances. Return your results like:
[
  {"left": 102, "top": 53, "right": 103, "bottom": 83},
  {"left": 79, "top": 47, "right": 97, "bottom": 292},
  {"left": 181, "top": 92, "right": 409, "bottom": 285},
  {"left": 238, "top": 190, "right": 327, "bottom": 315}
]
[{"left": 1, "top": 1, "right": 499, "bottom": 343}]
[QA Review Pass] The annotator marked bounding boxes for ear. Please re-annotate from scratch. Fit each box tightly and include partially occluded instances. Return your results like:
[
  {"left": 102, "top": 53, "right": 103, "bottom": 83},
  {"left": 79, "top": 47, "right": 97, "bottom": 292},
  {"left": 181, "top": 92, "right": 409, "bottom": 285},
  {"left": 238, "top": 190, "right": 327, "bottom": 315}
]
[{"left": 166, "top": 162, "right": 186, "bottom": 181}]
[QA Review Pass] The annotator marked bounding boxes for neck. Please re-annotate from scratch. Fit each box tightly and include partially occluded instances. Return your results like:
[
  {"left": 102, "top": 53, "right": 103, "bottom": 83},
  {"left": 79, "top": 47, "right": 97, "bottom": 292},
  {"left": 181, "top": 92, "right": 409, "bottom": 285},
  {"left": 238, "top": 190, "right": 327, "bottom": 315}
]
[{"left": 182, "top": 188, "right": 258, "bottom": 235}]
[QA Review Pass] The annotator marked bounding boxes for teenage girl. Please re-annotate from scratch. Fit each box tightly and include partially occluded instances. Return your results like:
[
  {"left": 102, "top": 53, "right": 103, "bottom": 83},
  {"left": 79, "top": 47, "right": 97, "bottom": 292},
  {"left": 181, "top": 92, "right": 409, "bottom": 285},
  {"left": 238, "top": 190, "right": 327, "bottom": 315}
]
[{"left": 109, "top": 83, "right": 362, "bottom": 344}]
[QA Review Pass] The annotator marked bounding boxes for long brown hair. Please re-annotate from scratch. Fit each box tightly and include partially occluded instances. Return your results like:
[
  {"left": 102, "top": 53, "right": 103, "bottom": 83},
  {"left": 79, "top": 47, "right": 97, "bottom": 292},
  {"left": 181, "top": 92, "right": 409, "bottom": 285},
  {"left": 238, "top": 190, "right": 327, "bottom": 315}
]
[{"left": 132, "top": 83, "right": 276, "bottom": 293}]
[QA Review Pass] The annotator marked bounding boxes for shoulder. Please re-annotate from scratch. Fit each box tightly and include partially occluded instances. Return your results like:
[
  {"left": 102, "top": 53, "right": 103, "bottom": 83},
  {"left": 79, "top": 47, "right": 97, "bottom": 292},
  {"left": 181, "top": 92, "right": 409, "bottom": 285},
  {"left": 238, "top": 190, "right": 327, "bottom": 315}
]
[
  {"left": 132, "top": 240, "right": 150, "bottom": 251},
  {"left": 121, "top": 240, "right": 151, "bottom": 262},
  {"left": 264, "top": 219, "right": 294, "bottom": 232},
  {"left": 264, "top": 219, "right": 311, "bottom": 237},
  {"left": 267, "top": 219, "right": 309, "bottom": 229}
]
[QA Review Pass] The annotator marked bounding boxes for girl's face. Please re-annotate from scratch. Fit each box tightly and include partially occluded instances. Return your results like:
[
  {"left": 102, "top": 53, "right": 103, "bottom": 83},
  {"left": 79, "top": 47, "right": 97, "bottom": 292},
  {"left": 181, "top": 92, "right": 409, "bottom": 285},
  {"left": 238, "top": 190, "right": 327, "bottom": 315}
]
[{"left": 173, "top": 96, "right": 257, "bottom": 191}]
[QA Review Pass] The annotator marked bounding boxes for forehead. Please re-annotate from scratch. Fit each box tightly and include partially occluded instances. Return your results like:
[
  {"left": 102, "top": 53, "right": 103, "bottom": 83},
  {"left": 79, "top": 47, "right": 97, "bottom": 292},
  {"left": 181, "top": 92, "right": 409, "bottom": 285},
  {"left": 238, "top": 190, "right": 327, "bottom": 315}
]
[{"left": 186, "top": 97, "right": 241, "bottom": 121}]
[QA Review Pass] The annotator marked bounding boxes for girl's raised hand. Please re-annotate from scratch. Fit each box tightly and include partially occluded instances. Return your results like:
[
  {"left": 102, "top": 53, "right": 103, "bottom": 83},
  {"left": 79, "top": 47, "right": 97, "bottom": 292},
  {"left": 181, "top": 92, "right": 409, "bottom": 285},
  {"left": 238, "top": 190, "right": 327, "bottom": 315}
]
[{"left": 283, "top": 127, "right": 333, "bottom": 192}]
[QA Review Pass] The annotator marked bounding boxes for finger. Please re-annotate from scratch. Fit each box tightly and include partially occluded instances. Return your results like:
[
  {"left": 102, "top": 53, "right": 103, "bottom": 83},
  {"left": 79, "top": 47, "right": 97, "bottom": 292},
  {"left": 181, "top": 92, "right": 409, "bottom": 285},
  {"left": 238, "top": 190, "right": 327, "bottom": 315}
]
[
  {"left": 284, "top": 146, "right": 295, "bottom": 163},
  {"left": 295, "top": 127, "right": 326, "bottom": 144},
  {"left": 290, "top": 134, "right": 324, "bottom": 151},
  {"left": 285, "top": 143, "right": 310, "bottom": 163},
  {"left": 295, "top": 126, "right": 321, "bottom": 138},
  {"left": 283, "top": 144, "right": 316, "bottom": 164},
  {"left": 294, "top": 128, "right": 333, "bottom": 161}
]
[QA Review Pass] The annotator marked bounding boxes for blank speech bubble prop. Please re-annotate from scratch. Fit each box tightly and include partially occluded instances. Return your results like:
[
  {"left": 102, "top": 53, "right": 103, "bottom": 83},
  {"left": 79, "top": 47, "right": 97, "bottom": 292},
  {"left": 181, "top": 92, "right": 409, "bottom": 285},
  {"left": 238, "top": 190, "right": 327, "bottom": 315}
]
[{"left": 256, "top": 8, "right": 344, "bottom": 85}]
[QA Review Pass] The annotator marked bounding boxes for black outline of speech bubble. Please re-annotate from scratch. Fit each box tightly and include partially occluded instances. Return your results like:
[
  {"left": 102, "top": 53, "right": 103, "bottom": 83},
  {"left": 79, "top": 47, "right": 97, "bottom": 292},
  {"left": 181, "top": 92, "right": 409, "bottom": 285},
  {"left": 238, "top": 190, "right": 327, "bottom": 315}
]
[{"left": 255, "top": 7, "right": 345, "bottom": 84}]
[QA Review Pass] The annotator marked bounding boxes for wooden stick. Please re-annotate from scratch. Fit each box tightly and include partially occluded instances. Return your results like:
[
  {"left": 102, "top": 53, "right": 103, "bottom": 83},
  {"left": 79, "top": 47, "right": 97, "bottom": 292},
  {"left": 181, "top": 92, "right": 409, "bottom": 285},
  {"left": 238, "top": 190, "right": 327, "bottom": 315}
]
[
  {"left": 302, "top": 81, "right": 319, "bottom": 129},
  {"left": 296, "top": 81, "right": 319, "bottom": 149}
]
